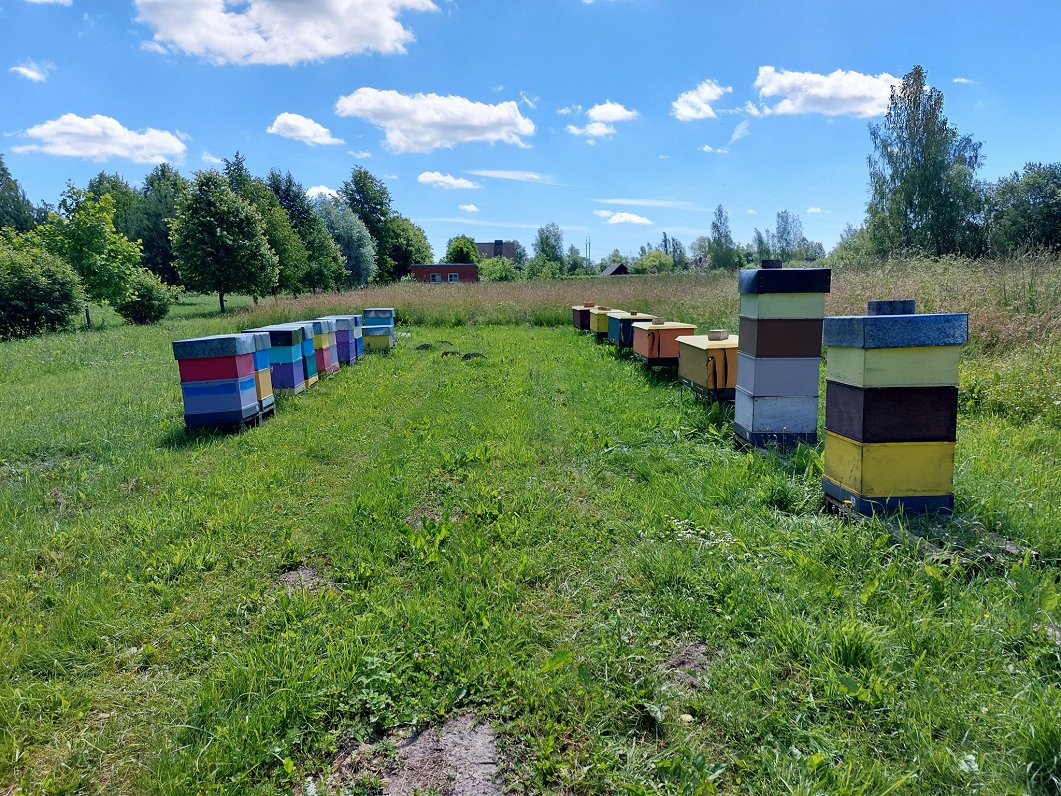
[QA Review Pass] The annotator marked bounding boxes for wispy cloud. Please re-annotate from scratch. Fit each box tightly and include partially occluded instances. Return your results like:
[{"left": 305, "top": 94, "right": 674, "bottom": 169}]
[
  {"left": 417, "top": 171, "right": 481, "bottom": 189},
  {"left": 565, "top": 100, "right": 638, "bottom": 141},
  {"left": 672, "top": 79, "right": 732, "bottom": 121},
  {"left": 458, "top": 203, "right": 479, "bottom": 213},
  {"left": 952, "top": 77, "right": 977, "bottom": 85},
  {"left": 201, "top": 151, "right": 223, "bottom": 165},
  {"left": 466, "top": 169, "right": 555, "bottom": 184},
  {"left": 347, "top": 149, "right": 371, "bottom": 158},
  {"left": 594, "top": 209, "right": 653, "bottom": 225},
  {"left": 700, "top": 144, "right": 729, "bottom": 155},
  {"left": 9, "top": 60, "right": 53, "bottom": 82},
  {"left": 729, "top": 120, "right": 751, "bottom": 144},
  {"left": 806, "top": 207, "right": 825, "bottom": 214}
]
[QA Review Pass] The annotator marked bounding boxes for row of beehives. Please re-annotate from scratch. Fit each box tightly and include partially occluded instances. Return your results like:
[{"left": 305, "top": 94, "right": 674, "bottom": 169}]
[
  {"left": 171, "top": 308, "right": 398, "bottom": 430},
  {"left": 571, "top": 261, "right": 968, "bottom": 517}
]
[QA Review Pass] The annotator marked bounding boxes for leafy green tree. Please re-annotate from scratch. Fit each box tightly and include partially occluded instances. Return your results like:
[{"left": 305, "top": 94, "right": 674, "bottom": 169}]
[
  {"left": 113, "top": 268, "right": 173, "bottom": 324},
  {"left": 0, "top": 153, "right": 37, "bottom": 233},
  {"left": 341, "top": 167, "right": 392, "bottom": 272},
  {"left": 137, "top": 164, "right": 189, "bottom": 284},
  {"left": 0, "top": 231, "right": 84, "bottom": 338},
  {"left": 170, "top": 171, "right": 278, "bottom": 313},
  {"left": 478, "top": 256, "right": 519, "bottom": 282},
  {"left": 774, "top": 210, "right": 803, "bottom": 262},
  {"left": 565, "top": 244, "right": 589, "bottom": 274},
  {"left": 532, "top": 222, "right": 564, "bottom": 264},
  {"left": 524, "top": 254, "right": 564, "bottom": 280},
  {"left": 382, "top": 215, "right": 433, "bottom": 282},
  {"left": 633, "top": 249, "right": 673, "bottom": 274},
  {"left": 444, "top": 234, "right": 480, "bottom": 264},
  {"left": 32, "top": 185, "right": 140, "bottom": 327},
  {"left": 751, "top": 228, "right": 776, "bottom": 262},
  {"left": 986, "top": 162, "right": 1061, "bottom": 255},
  {"left": 86, "top": 172, "right": 143, "bottom": 241},
  {"left": 670, "top": 238, "right": 688, "bottom": 270},
  {"left": 866, "top": 65, "right": 984, "bottom": 257},
  {"left": 689, "top": 236, "right": 711, "bottom": 269},
  {"left": 266, "top": 170, "right": 343, "bottom": 291},
  {"left": 508, "top": 239, "right": 528, "bottom": 266},
  {"left": 706, "top": 205, "right": 742, "bottom": 270},
  {"left": 314, "top": 196, "right": 377, "bottom": 286}
]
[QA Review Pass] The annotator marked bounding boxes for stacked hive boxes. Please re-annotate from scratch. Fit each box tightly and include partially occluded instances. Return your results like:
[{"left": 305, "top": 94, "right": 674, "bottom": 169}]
[
  {"left": 246, "top": 324, "right": 306, "bottom": 396},
  {"left": 310, "top": 318, "right": 340, "bottom": 376},
  {"left": 363, "top": 307, "right": 397, "bottom": 351},
  {"left": 320, "top": 314, "right": 362, "bottom": 365},
  {"left": 676, "top": 329, "right": 739, "bottom": 402},
  {"left": 821, "top": 300, "right": 967, "bottom": 515},
  {"left": 608, "top": 311, "right": 654, "bottom": 348},
  {"left": 632, "top": 319, "right": 697, "bottom": 367},
  {"left": 735, "top": 261, "right": 831, "bottom": 450},
  {"left": 248, "top": 331, "right": 275, "bottom": 414},
  {"left": 173, "top": 334, "right": 262, "bottom": 429},
  {"left": 572, "top": 302, "right": 595, "bottom": 331},
  {"left": 589, "top": 306, "right": 620, "bottom": 340},
  {"left": 292, "top": 321, "right": 319, "bottom": 388}
]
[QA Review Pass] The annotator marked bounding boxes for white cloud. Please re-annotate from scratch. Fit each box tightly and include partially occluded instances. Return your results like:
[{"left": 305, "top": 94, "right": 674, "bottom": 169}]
[
  {"left": 306, "top": 185, "right": 339, "bottom": 199},
  {"left": 595, "top": 209, "right": 653, "bottom": 225},
  {"left": 594, "top": 198, "right": 696, "bottom": 209},
  {"left": 519, "top": 91, "right": 538, "bottom": 109},
  {"left": 335, "top": 88, "right": 534, "bottom": 153},
  {"left": 458, "top": 203, "right": 479, "bottom": 213},
  {"left": 266, "top": 112, "right": 343, "bottom": 145},
  {"left": 566, "top": 121, "right": 616, "bottom": 139},
  {"left": 466, "top": 169, "right": 553, "bottom": 184},
  {"left": 201, "top": 151, "right": 223, "bottom": 164},
  {"left": 586, "top": 100, "right": 638, "bottom": 123},
  {"left": 672, "top": 79, "right": 733, "bottom": 121},
  {"left": 140, "top": 40, "right": 168, "bottom": 54},
  {"left": 746, "top": 209, "right": 757, "bottom": 215},
  {"left": 134, "top": 0, "right": 438, "bottom": 66},
  {"left": 14, "top": 113, "right": 186, "bottom": 163},
  {"left": 556, "top": 104, "right": 582, "bottom": 116},
  {"left": 347, "top": 149, "right": 371, "bottom": 158},
  {"left": 9, "top": 60, "right": 52, "bottom": 82},
  {"left": 752, "top": 66, "right": 898, "bottom": 117},
  {"left": 952, "top": 77, "right": 977, "bottom": 85},
  {"left": 24, "top": 0, "right": 72, "bottom": 4},
  {"left": 729, "top": 119, "right": 751, "bottom": 144},
  {"left": 700, "top": 144, "right": 728, "bottom": 155},
  {"left": 806, "top": 207, "right": 825, "bottom": 213},
  {"left": 418, "top": 171, "right": 481, "bottom": 190}
]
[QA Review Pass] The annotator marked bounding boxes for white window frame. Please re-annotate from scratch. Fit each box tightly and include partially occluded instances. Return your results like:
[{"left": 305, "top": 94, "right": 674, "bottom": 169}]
[
  {"left": 430, "top": 273, "right": 442, "bottom": 283},
  {"left": 447, "top": 273, "right": 460, "bottom": 283}
]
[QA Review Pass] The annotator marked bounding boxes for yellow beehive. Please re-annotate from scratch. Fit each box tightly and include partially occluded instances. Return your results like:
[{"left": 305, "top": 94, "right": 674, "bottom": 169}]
[
  {"left": 589, "top": 306, "right": 620, "bottom": 338},
  {"left": 676, "top": 330, "right": 739, "bottom": 398},
  {"left": 823, "top": 431, "right": 956, "bottom": 497}
]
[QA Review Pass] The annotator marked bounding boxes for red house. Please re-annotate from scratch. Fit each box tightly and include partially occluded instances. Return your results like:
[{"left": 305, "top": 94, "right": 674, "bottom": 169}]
[{"left": 411, "top": 264, "right": 479, "bottom": 283}]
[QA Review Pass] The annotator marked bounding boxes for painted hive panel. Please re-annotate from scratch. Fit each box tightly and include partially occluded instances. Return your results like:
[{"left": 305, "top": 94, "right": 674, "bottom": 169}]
[
  {"left": 823, "top": 432, "right": 956, "bottom": 497},
  {"left": 824, "top": 382, "right": 958, "bottom": 443},
  {"left": 825, "top": 346, "right": 961, "bottom": 388},
  {"left": 735, "top": 389, "right": 819, "bottom": 434},
  {"left": 178, "top": 353, "right": 255, "bottom": 382},
  {"left": 735, "top": 354, "right": 820, "bottom": 397},
  {"left": 739, "top": 292, "right": 827, "bottom": 320},
  {"left": 738, "top": 317, "right": 824, "bottom": 358},
  {"left": 738, "top": 267, "right": 832, "bottom": 295}
]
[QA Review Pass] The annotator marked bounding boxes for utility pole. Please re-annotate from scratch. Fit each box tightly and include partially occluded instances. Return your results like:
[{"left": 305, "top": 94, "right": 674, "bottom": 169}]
[{"left": 585, "top": 236, "right": 591, "bottom": 265}]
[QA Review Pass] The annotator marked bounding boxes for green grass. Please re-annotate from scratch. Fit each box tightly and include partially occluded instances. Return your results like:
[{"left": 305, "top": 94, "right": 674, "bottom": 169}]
[{"left": 1, "top": 290, "right": 1060, "bottom": 794}]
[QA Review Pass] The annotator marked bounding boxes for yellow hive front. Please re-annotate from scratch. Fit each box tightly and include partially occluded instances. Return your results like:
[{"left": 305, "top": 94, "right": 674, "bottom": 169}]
[
  {"left": 676, "top": 335, "right": 739, "bottom": 390},
  {"left": 823, "top": 431, "right": 956, "bottom": 497},
  {"left": 589, "top": 307, "right": 619, "bottom": 335},
  {"left": 826, "top": 346, "right": 960, "bottom": 388}
]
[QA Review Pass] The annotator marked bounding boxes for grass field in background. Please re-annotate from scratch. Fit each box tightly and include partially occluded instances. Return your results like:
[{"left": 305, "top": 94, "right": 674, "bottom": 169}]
[{"left": 1, "top": 261, "right": 1060, "bottom": 794}]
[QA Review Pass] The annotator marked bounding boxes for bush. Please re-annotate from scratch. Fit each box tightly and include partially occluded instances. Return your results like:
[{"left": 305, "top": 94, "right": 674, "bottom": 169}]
[
  {"left": 0, "top": 239, "right": 84, "bottom": 339},
  {"left": 479, "top": 256, "right": 519, "bottom": 282},
  {"left": 113, "top": 268, "right": 173, "bottom": 324}
]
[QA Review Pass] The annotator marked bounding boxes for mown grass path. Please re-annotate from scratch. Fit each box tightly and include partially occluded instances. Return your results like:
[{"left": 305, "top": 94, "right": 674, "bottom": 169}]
[{"left": 1, "top": 309, "right": 1059, "bottom": 794}]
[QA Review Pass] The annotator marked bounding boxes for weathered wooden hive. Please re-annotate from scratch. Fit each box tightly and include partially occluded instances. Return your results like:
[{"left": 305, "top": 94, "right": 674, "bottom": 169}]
[
  {"left": 735, "top": 260, "right": 831, "bottom": 450},
  {"left": 822, "top": 299, "right": 967, "bottom": 515},
  {"left": 309, "top": 318, "right": 340, "bottom": 376},
  {"left": 319, "top": 315, "right": 363, "bottom": 364},
  {"left": 632, "top": 319, "right": 697, "bottom": 367},
  {"left": 676, "top": 329, "right": 739, "bottom": 401},
  {"left": 173, "top": 334, "right": 263, "bottom": 429},
  {"left": 588, "top": 306, "right": 620, "bottom": 340},
  {"left": 607, "top": 311, "right": 655, "bottom": 348},
  {"left": 572, "top": 302, "right": 595, "bottom": 331}
]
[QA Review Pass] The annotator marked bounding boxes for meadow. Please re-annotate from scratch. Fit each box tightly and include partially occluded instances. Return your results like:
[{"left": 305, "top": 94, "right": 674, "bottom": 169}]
[{"left": 1, "top": 257, "right": 1060, "bottom": 795}]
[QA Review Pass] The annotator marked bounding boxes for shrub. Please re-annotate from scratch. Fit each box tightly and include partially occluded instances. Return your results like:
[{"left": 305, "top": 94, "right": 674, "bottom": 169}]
[
  {"left": 479, "top": 256, "right": 519, "bottom": 282},
  {"left": 0, "top": 239, "right": 84, "bottom": 339},
  {"left": 113, "top": 268, "right": 173, "bottom": 324}
]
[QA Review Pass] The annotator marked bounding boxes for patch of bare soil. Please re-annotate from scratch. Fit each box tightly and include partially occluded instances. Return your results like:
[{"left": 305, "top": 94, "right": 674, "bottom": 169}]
[
  {"left": 324, "top": 714, "right": 500, "bottom": 796},
  {"left": 277, "top": 565, "right": 326, "bottom": 594},
  {"left": 665, "top": 641, "right": 714, "bottom": 690}
]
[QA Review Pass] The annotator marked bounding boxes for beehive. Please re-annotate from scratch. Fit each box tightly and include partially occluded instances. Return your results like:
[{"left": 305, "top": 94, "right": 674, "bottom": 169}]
[
  {"left": 248, "top": 331, "right": 274, "bottom": 413},
  {"left": 607, "top": 311, "right": 655, "bottom": 348},
  {"left": 292, "top": 321, "right": 319, "bottom": 388},
  {"left": 173, "top": 334, "right": 262, "bottom": 429},
  {"left": 245, "top": 324, "right": 306, "bottom": 396},
  {"left": 676, "top": 329, "right": 739, "bottom": 401},
  {"left": 632, "top": 319, "right": 697, "bottom": 367},
  {"left": 364, "top": 307, "right": 396, "bottom": 327},
  {"left": 588, "top": 306, "right": 620, "bottom": 340},
  {"left": 363, "top": 307, "right": 396, "bottom": 351},
  {"left": 572, "top": 302, "right": 595, "bottom": 331},
  {"left": 319, "top": 315, "right": 362, "bottom": 365},
  {"left": 309, "top": 318, "right": 340, "bottom": 376},
  {"left": 822, "top": 300, "right": 967, "bottom": 515},
  {"left": 735, "top": 260, "right": 830, "bottom": 450}
]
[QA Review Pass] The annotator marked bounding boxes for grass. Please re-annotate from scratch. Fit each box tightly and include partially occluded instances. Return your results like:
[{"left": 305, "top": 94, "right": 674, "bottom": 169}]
[{"left": 2, "top": 261, "right": 1060, "bottom": 794}]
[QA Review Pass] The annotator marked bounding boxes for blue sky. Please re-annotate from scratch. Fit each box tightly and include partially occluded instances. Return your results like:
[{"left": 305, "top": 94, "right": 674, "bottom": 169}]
[{"left": 4, "top": 0, "right": 1060, "bottom": 261}]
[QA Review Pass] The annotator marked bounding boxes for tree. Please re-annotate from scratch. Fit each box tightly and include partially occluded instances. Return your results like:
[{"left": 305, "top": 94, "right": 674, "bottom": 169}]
[
  {"left": 86, "top": 172, "right": 142, "bottom": 241},
  {"left": 689, "top": 236, "right": 711, "bottom": 269},
  {"left": 113, "top": 268, "right": 173, "bottom": 325},
  {"left": 382, "top": 215, "right": 432, "bottom": 282},
  {"left": 707, "top": 205, "right": 742, "bottom": 270},
  {"left": 0, "top": 231, "right": 84, "bottom": 338},
  {"left": 508, "top": 240, "right": 528, "bottom": 266},
  {"left": 866, "top": 65, "right": 984, "bottom": 257},
  {"left": 532, "top": 222, "right": 564, "bottom": 263},
  {"left": 314, "top": 196, "right": 377, "bottom": 286},
  {"left": 774, "top": 210, "right": 803, "bottom": 262},
  {"left": 524, "top": 254, "right": 564, "bottom": 280},
  {"left": 32, "top": 185, "right": 140, "bottom": 327},
  {"left": 670, "top": 239, "right": 688, "bottom": 270},
  {"left": 633, "top": 250, "right": 673, "bottom": 274},
  {"left": 444, "top": 234, "right": 480, "bottom": 264},
  {"left": 137, "top": 164, "right": 189, "bottom": 284},
  {"left": 0, "top": 153, "right": 37, "bottom": 233},
  {"left": 751, "top": 228, "right": 776, "bottom": 262},
  {"left": 565, "top": 244, "right": 588, "bottom": 274},
  {"left": 986, "top": 162, "right": 1061, "bottom": 255},
  {"left": 266, "top": 170, "right": 344, "bottom": 291},
  {"left": 479, "top": 256, "right": 519, "bottom": 282},
  {"left": 170, "top": 171, "right": 278, "bottom": 313},
  {"left": 341, "top": 167, "right": 392, "bottom": 272}
]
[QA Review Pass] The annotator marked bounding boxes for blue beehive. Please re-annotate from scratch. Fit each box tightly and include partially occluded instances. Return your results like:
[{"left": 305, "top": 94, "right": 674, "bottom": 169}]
[
  {"left": 319, "top": 315, "right": 362, "bottom": 365},
  {"left": 245, "top": 324, "right": 306, "bottom": 395},
  {"left": 173, "top": 334, "right": 262, "bottom": 429},
  {"left": 363, "top": 307, "right": 396, "bottom": 327}
]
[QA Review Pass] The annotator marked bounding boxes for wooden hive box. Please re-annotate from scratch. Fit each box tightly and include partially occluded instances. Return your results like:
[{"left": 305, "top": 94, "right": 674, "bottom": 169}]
[
  {"left": 607, "top": 311, "right": 654, "bottom": 347},
  {"left": 588, "top": 306, "right": 620, "bottom": 340},
  {"left": 248, "top": 331, "right": 274, "bottom": 412},
  {"left": 363, "top": 323, "right": 396, "bottom": 351},
  {"left": 363, "top": 307, "right": 396, "bottom": 328},
  {"left": 735, "top": 260, "right": 831, "bottom": 451},
  {"left": 676, "top": 329, "right": 739, "bottom": 401},
  {"left": 632, "top": 320, "right": 697, "bottom": 367},
  {"left": 310, "top": 318, "right": 341, "bottom": 376},
  {"left": 572, "top": 302, "right": 595, "bottom": 331},
  {"left": 822, "top": 300, "right": 967, "bottom": 515},
  {"left": 319, "top": 315, "right": 361, "bottom": 365},
  {"left": 245, "top": 325, "right": 306, "bottom": 395},
  {"left": 172, "top": 334, "right": 262, "bottom": 428},
  {"left": 293, "top": 321, "right": 319, "bottom": 388}
]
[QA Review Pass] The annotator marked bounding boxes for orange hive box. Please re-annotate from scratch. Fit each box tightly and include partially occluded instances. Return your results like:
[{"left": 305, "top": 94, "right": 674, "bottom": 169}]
[{"left": 632, "top": 319, "right": 697, "bottom": 367}]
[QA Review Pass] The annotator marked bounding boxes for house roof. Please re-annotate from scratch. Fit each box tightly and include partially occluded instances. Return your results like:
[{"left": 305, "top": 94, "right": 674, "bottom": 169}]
[
  {"left": 474, "top": 240, "right": 518, "bottom": 260},
  {"left": 601, "top": 262, "right": 629, "bottom": 276},
  {"left": 413, "top": 263, "right": 479, "bottom": 268}
]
